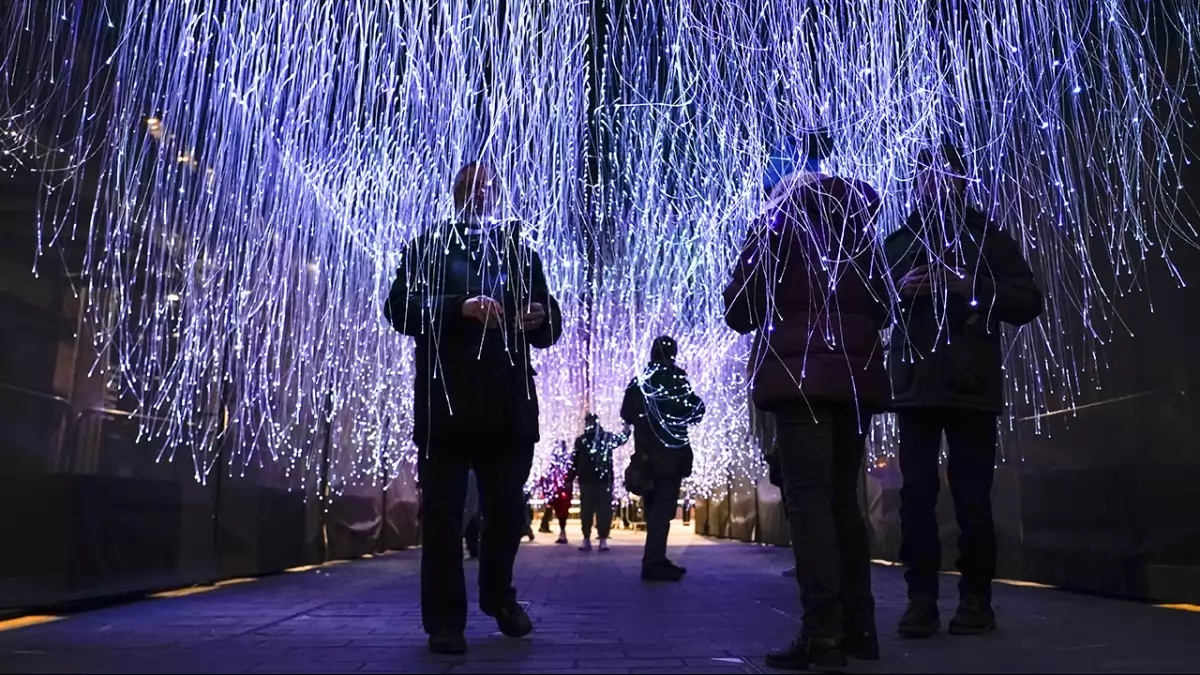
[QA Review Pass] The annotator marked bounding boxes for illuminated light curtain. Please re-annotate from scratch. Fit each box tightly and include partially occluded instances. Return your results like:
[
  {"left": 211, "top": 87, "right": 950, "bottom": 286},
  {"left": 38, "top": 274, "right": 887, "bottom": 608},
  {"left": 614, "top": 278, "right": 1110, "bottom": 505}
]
[
  {"left": 2, "top": 0, "right": 1197, "bottom": 498},
  {"left": 592, "top": 0, "right": 1199, "bottom": 495},
  {"left": 2, "top": 0, "right": 591, "bottom": 491}
]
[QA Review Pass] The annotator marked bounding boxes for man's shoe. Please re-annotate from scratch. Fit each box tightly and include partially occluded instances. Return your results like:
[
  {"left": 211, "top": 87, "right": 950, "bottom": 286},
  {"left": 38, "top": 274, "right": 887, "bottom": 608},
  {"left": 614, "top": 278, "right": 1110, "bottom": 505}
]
[
  {"left": 765, "top": 635, "right": 847, "bottom": 672},
  {"left": 897, "top": 596, "right": 941, "bottom": 638},
  {"left": 578, "top": 538, "right": 592, "bottom": 552},
  {"left": 486, "top": 601, "right": 534, "bottom": 638},
  {"left": 641, "top": 562, "right": 685, "bottom": 582},
  {"left": 842, "top": 630, "right": 880, "bottom": 660},
  {"left": 427, "top": 631, "right": 467, "bottom": 655},
  {"left": 949, "top": 595, "right": 996, "bottom": 635},
  {"left": 598, "top": 538, "right": 610, "bottom": 552}
]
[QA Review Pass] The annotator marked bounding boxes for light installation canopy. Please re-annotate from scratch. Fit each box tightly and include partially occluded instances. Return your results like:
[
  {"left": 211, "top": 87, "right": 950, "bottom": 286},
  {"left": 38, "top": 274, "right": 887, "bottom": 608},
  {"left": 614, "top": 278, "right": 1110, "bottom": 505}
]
[{"left": 1, "top": 0, "right": 1197, "bottom": 497}]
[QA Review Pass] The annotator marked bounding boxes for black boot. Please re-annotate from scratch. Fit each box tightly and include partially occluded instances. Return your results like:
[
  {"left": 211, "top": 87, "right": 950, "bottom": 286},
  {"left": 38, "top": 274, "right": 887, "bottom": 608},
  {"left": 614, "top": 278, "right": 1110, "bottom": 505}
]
[
  {"left": 949, "top": 595, "right": 996, "bottom": 635},
  {"left": 897, "top": 596, "right": 940, "bottom": 638},
  {"left": 427, "top": 631, "right": 467, "bottom": 655},
  {"left": 641, "top": 561, "right": 685, "bottom": 582},
  {"left": 842, "top": 630, "right": 880, "bottom": 660},
  {"left": 765, "top": 636, "right": 847, "bottom": 672},
  {"left": 484, "top": 600, "right": 534, "bottom": 638}
]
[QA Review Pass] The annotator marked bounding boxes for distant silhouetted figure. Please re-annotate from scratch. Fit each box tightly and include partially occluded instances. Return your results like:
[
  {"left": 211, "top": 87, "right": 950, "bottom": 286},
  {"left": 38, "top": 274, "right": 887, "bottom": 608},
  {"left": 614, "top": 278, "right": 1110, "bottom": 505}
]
[
  {"left": 538, "top": 440, "right": 574, "bottom": 544},
  {"left": 621, "top": 335, "right": 705, "bottom": 582},
  {"left": 570, "top": 413, "right": 629, "bottom": 552},
  {"left": 463, "top": 470, "right": 480, "bottom": 559}
]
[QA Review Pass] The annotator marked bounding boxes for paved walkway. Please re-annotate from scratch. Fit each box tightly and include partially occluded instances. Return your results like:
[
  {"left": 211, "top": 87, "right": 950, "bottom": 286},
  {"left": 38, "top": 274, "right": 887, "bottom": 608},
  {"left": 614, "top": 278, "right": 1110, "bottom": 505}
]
[{"left": 1, "top": 526, "right": 1198, "bottom": 673}]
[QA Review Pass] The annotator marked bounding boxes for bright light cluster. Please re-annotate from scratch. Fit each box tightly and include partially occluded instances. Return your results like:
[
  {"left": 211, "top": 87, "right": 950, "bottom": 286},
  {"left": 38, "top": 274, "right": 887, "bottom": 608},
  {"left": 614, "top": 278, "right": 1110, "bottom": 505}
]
[{"left": 2, "top": 1, "right": 1197, "bottom": 499}]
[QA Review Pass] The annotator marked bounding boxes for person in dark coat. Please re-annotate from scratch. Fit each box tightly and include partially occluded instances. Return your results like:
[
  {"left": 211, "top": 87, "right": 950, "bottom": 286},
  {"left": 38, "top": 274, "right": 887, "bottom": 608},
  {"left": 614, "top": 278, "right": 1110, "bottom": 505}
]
[
  {"left": 384, "top": 162, "right": 563, "bottom": 655},
  {"left": 539, "top": 440, "right": 575, "bottom": 544},
  {"left": 569, "top": 413, "right": 630, "bottom": 552},
  {"left": 620, "top": 335, "right": 705, "bottom": 582},
  {"left": 886, "top": 144, "right": 1043, "bottom": 639},
  {"left": 723, "top": 130, "right": 889, "bottom": 671}
]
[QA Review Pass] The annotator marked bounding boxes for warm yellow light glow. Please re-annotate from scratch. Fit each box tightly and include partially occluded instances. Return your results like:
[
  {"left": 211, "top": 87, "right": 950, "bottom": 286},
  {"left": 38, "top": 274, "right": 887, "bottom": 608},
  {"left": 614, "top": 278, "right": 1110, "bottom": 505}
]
[
  {"left": 1157, "top": 603, "right": 1200, "bottom": 613},
  {"left": 0, "top": 616, "right": 61, "bottom": 632},
  {"left": 996, "top": 578, "right": 1057, "bottom": 589},
  {"left": 148, "top": 586, "right": 215, "bottom": 599}
]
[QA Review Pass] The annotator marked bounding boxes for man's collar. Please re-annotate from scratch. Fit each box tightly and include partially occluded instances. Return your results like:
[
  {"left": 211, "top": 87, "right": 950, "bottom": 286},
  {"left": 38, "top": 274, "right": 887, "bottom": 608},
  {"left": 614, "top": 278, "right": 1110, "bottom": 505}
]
[{"left": 761, "top": 169, "right": 825, "bottom": 215}]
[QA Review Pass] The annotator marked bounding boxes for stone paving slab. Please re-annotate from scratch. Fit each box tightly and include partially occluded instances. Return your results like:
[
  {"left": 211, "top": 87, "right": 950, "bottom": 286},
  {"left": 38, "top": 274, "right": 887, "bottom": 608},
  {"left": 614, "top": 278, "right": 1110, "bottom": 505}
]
[{"left": 1, "top": 527, "right": 1198, "bottom": 673}]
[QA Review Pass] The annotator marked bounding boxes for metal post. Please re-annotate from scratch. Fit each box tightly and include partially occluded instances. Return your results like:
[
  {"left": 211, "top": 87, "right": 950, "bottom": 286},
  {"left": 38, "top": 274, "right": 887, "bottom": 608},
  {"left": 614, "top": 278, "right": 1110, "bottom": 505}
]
[
  {"left": 378, "top": 416, "right": 390, "bottom": 554},
  {"left": 317, "top": 390, "right": 334, "bottom": 563}
]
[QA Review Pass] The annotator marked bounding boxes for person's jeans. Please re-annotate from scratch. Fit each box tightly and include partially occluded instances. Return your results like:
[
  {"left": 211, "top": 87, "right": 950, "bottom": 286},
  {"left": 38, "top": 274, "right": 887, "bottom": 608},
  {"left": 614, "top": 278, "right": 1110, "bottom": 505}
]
[
  {"left": 579, "top": 479, "right": 613, "bottom": 539},
  {"left": 417, "top": 438, "right": 534, "bottom": 635},
  {"left": 897, "top": 408, "right": 998, "bottom": 600},
  {"left": 642, "top": 477, "right": 682, "bottom": 566},
  {"left": 776, "top": 404, "right": 875, "bottom": 639}
]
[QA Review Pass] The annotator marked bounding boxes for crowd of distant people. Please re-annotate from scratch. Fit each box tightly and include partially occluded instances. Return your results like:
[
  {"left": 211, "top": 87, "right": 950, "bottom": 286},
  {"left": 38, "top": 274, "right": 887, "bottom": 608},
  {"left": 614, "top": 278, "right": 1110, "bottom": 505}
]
[{"left": 385, "top": 138, "right": 1043, "bottom": 669}]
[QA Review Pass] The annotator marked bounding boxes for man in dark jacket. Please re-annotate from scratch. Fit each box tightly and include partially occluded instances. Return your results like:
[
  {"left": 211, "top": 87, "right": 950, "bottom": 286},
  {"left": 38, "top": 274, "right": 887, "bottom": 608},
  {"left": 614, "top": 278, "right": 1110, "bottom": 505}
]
[
  {"left": 886, "top": 145, "right": 1043, "bottom": 639},
  {"left": 723, "top": 130, "right": 889, "bottom": 671},
  {"left": 620, "top": 335, "right": 705, "bottom": 582},
  {"left": 384, "top": 162, "right": 563, "bottom": 655},
  {"left": 569, "top": 413, "right": 629, "bottom": 552}
]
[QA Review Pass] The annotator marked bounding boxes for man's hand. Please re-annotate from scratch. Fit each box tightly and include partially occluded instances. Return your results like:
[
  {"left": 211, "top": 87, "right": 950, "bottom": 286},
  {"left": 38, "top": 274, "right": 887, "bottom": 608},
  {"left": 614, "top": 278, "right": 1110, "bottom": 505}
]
[
  {"left": 462, "top": 296, "right": 504, "bottom": 328},
  {"left": 946, "top": 268, "right": 976, "bottom": 300},
  {"left": 898, "top": 264, "right": 932, "bottom": 298},
  {"left": 517, "top": 302, "right": 547, "bottom": 332}
]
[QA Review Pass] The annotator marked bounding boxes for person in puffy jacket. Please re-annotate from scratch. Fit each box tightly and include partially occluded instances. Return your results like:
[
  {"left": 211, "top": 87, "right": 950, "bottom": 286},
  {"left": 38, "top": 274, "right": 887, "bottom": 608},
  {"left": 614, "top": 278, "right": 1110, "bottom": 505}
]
[{"left": 723, "top": 130, "right": 888, "bottom": 670}]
